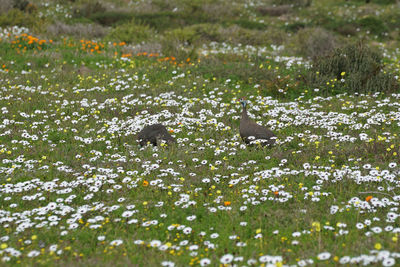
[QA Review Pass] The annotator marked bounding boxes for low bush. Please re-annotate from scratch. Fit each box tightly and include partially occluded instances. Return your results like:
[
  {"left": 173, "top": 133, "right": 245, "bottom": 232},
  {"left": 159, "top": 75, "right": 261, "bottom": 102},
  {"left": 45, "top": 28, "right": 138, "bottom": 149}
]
[
  {"left": 0, "top": 8, "right": 37, "bottom": 28},
  {"left": 106, "top": 19, "right": 155, "bottom": 44},
  {"left": 308, "top": 42, "right": 399, "bottom": 94},
  {"left": 256, "top": 5, "right": 291, "bottom": 17},
  {"left": 89, "top": 11, "right": 133, "bottom": 26},
  {"left": 334, "top": 23, "right": 358, "bottom": 36},
  {"left": 233, "top": 19, "right": 267, "bottom": 30},
  {"left": 218, "top": 25, "right": 271, "bottom": 46},
  {"left": 284, "top": 22, "right": 306, "bottom": 32},
  {"left": 272, "top": 0, "right": 312, "bottom": 7},
  {"left": 358, "top": 16, "right": 388, "bottom": 36},
  {"left": 13, "top": 0, "right": 29, "bottom": 11},
  {"left": 295, "top": 27, "right": 337, "bottom": 58},
  {"left": 164, "top": 23, "right": 220, "bottom": 45}
]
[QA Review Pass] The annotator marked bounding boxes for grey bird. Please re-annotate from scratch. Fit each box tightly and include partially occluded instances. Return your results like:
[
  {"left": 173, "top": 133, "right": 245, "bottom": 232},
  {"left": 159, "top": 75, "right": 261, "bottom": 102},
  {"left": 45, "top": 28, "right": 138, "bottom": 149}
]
[
  {"left": 239, "top": 98, "right": 276, "bottom": 147},
  {"left": 137, "top": 124, "right": 176, "bottom": 147}
]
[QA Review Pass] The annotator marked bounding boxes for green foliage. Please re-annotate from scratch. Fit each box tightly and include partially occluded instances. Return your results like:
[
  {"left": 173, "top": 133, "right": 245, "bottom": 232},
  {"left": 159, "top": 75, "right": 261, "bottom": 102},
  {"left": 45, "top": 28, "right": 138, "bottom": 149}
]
[
  {"left": 272, "top": 0, "right": 312, "bottom": 7},
  {"left": 309, "top": 43, "right": 398, "bottom": 94},
  {"left": 358, "top": 16, "right": 388, "bottom": 36},
  {"left": 313, "top": 13, "right": 357, "bottom": 37},
  {"left": 165, "top": 23, "right": 220, "bottom": 45},
  {"left": 284, "top": 22, "right": 306, "bottom": 32},
  {"left": 0, "top": 8, "right": 38, "bottom": 28},
  {"left": 233, "top": 19, "right": 266, "bottom": 30},
  {"left": 12, "top": 0, "right": 29, "bottom": 11},
  {"left": 133, "top": 12, "right": 184, "bottom": 31},
  {"left": 106, "top": 19, "right": 155, "bottom": 44},
  {"left": 89, "top": 11, "right": 134, "bottom": 26},
  {"left": 47, "top": 130, "right": 62, "bottom": 143}
]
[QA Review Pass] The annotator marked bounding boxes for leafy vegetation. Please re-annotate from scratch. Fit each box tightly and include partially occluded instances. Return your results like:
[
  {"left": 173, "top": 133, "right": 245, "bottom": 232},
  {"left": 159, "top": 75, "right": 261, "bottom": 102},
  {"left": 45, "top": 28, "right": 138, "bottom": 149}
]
[
  {"left": 309, "top": 42, "right": 398, "bottom": 94},
  {"left": 0, "top": 0, "right": 400, "bottom": 266}
]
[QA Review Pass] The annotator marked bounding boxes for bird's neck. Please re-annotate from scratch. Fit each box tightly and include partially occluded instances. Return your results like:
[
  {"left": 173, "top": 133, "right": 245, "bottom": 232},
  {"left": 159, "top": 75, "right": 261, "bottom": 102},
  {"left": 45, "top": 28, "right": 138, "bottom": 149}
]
[{"left": 241, "top": 105, "right": 248, "bottom": 119}]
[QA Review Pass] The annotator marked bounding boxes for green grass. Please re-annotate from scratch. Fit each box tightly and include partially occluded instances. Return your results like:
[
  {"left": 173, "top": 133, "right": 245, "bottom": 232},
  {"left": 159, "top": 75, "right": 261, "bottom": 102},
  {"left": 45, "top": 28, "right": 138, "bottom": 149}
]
[{"left": 0, "top": 0, "right": 400, "bottom": 266}]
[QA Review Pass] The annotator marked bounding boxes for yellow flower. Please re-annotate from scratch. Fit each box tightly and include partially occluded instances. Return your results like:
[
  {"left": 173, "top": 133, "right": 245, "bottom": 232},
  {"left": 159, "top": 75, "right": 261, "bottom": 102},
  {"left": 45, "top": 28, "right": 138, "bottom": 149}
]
[
  {"left": 341, "top": 72, "right": 346, "bottom": 76},
  {"left": 31, "top": 235, "right": 37, "bottom": 240},
  {"left": 374, "top": 243, "right": 382, "bottom": 250},
  {"left": 312, "top": 222, "right": 321, "bottom": 232},
  {"left": 1, "top": 243, "right": 7, "bottom": 249}
]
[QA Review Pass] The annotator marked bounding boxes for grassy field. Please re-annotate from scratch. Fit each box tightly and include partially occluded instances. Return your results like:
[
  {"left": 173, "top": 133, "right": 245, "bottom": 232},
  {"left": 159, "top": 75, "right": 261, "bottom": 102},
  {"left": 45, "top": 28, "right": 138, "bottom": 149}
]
[{"left": 1, "top": 0, "right": 400, "bottom": 266}]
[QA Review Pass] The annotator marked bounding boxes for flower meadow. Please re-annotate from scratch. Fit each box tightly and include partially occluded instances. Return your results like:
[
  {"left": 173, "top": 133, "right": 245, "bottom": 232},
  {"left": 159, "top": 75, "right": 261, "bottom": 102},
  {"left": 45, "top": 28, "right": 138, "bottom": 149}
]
[{"left": 1, "top": 1, "right": 400, "bottom": 266}]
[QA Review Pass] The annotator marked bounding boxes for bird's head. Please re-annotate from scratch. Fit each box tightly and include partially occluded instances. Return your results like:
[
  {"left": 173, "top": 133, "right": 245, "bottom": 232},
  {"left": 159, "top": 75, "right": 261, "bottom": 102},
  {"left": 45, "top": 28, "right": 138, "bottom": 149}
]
[{"left": 238, "top": 97, "right": 247, "bottom": 108}]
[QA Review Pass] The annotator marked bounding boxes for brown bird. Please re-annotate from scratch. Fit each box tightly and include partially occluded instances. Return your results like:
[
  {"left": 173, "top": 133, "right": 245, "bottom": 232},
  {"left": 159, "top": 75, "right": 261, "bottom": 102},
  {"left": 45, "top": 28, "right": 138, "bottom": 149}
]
[
  {"left": 239, "top": 98, "right": 276, "bottom": 147},
  {"left": 137, "top": 124, "right": 176, "bottom": 147}
]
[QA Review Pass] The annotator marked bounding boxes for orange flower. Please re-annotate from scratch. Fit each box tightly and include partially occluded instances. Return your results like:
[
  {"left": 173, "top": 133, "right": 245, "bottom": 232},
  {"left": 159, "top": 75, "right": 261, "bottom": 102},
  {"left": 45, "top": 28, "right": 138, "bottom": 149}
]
[
  {"left": 274, "top": 191, "right": 279, "bottom": 196},
  {"left": 224, "top": 201, "right": 231, "bottom": 206},
  {"left": 366, "top": 195, "right": 373, "bottom": 202},
  {"left": 143, "top": 180, "right": 149, "bottom": 186}
]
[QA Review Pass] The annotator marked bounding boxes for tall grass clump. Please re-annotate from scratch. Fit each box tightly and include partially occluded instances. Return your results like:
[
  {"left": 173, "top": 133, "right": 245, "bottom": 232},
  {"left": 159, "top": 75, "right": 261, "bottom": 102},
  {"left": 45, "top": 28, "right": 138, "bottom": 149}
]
[{"left": 309, "top": 42, "right": 399, "bottom": 94}]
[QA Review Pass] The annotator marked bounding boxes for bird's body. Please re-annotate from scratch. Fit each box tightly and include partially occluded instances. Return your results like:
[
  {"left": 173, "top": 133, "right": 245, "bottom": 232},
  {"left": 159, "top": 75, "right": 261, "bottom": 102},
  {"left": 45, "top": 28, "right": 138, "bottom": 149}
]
[
  {"left": 239, "top": 99, "right": 276, "bottom": 146},
  {"left": 137, "top": 124, "right": 175, "bottom": 146}
]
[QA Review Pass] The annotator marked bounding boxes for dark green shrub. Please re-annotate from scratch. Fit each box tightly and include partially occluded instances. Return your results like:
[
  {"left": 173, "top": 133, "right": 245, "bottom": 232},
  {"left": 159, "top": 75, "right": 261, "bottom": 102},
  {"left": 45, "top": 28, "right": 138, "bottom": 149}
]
[
  {"left": 0, "top": 8, "right": 37, "bottom": 27},
  {"left": 272, "top": 0, "right": 312, "bottom": 7},
  {"left": 285, "top": 22, "right": 306, "bottom": 32},
  {"left": 233, "top": 19, "right": 266, "bottom": 30},
  {"left": 315, "top": 14, "right": 357, "bottom": 36},
  {"left": 13, "top": 0, "right": 29, "bottom": 11},
  {"left": 89, "top": 11, "right": 134, "bottom": 26},
  {"left": 309, "top": 42, "right": 398, "bottom": 94},
  {"left": 334, "top": 23, "right": 358, "bottom": 36},
  {"left": 358, "top": 16, "right": 388, "bottom": 35},
  {"left": 133, "top": 12, "right": 184, "bottom": 31}
]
